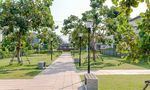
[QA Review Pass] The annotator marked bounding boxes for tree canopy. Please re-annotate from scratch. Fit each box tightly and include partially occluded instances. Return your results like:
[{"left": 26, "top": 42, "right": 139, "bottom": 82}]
[{"left": 0, "top": 0, "right": 54, "bottom": 64}]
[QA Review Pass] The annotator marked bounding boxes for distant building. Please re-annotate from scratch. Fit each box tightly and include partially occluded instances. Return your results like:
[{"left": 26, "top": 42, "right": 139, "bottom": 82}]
[
  {"left": 95, "top": 34, "right": 114, "bottom": 50},
  {"left": 58, "top": 43, "right": 72, "bottom": 51},
  {"left": 130, "top": 16, "right": 141, "bottom": 34}
]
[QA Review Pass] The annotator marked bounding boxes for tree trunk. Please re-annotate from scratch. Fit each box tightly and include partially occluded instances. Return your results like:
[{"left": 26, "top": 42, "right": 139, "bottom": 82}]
[
  {"left": 92, "top": 31, "right": 96, "bottom": 61},
  {"left": 16, "top": 32, "right": 22, "bottom": 64},
  {"left": 16, "top": 46, "right": 22, "bottom": 64},
  {"left": 9, "top": 51, "right": 16, "bottom": 65}
]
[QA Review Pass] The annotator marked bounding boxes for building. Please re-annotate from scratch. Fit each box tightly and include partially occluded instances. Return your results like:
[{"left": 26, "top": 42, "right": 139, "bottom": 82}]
[
  {"left": 58, "top": 43, "right": 72, "bottom": 51},
  {"left": 130, "top": 16, "right": 141, "bottom": 34}
]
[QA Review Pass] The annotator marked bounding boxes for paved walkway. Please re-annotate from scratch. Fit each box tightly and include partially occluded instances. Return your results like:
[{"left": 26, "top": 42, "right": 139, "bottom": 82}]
[
  {"left": 1, "top": 53, "right": 150, "bottom": 90},
  {"left": 0, "top": 54, "right": 83, "bottom": 90},
  {"left": 79, "top": 70, "right": 150, "bottom": 75}
]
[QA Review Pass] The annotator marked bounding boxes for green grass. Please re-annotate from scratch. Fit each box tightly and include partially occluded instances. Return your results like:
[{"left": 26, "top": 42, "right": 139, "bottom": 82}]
[
  {"left": 73, "top": 51, "right": 150, "bottom": 70},
  {"left": 81, "top": 75, "right": 150, "bottom": 90},
  {"left": 0, "top": 52, "right": 61, "bottom": 79}
]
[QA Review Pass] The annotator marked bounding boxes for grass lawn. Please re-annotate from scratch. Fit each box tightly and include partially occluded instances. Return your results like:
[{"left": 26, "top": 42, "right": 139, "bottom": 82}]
[
  {"left": 0, "top": 52, "right": 61, "bottom": 79},
  {"left": 73, "top": 51, "right": 150, "bottom": 70},
  {"left": 81, "top": 75, "right": 150, "bottom": 90}
]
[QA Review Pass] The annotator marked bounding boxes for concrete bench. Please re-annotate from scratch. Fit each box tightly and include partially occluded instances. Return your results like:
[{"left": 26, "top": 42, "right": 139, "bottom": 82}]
[
  {"left": 143, "top": 80, "right": 150, "bottom": 90},
  {"left": 84, "top": 73, "right": 98, "bottom": 90},
  {"left": 74, "top": 58, "right": 79, "bottom": 63},
  {"left": 38, "top": 61, "right": 46, "bottom": 69}
]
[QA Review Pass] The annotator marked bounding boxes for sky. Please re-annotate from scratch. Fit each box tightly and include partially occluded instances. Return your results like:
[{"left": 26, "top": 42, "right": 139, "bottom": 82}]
[{"left": 51, "top": 0, "right": 147, "bottom": 43}]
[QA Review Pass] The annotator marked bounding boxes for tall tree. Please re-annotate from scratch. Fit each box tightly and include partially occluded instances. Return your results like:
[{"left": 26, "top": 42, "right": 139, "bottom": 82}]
[
  {"left": 0, "top": 0, "right": 54, "bottom": 64},
  {"left": 61, "top": 15, "right": 87, "bottom": 48},
  {"left": 37, "top": 27, "right": 63, "bottom": 50},
  {"left": 82, "top": 0, "right": 108, "bottom": 61}
]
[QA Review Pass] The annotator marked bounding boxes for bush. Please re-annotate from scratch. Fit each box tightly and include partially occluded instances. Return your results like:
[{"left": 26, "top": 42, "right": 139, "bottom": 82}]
[{"left": 0, "top": 49, "right": 11, "bottom": 59}]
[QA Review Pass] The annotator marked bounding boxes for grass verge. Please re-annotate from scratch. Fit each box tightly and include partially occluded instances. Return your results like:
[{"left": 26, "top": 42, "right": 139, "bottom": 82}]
[
  {"left": 81, "top": 75, "right": 150, "bottom": 90},
  {"left": 73, "top": 51, "right": 150, "bottom": 70},
  {"left": 0, "top": 52, "right": 61, "bottom": 79}
]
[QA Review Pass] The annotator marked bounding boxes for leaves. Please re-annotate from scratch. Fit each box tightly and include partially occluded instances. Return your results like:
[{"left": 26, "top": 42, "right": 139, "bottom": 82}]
[
  {"left": 112, "top": 0, "right": 118, "bottom": 5},
  {"left": 0, "top": 0, "right": 54, "bottom": 56}
]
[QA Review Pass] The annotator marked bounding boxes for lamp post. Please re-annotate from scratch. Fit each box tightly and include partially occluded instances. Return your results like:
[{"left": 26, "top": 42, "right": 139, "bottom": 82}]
[
  {"left": 38, "top": 39, "right": 41, "bottom": 54},
  {"left": 50, "top": 38, "right": 53, "bottom": 61},
  {"left": 78, "top": 33, "right": 83, "bottom": 67},
  {"left": 85, "top": 21, "right": 93, "bottom": 74},
  {"left": 72, "top": 41, "right": 75, "bottom": 56}
]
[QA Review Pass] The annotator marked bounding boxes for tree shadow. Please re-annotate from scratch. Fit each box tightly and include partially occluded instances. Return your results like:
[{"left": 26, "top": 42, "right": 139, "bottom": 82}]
[
  {"left": 0, "top": 64, "right": 39, "bottom": 75},
  {"left": 0, "top": 70, "right": 11, "bottom": 74},
  {"left": 25, "top": 71, "right": 41, "bottom": 76}
]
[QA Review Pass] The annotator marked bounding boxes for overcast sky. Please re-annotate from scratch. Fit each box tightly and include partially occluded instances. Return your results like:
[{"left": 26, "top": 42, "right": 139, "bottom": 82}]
[{"left": 51, "top": 0, "right": 147, "bottom": 43}]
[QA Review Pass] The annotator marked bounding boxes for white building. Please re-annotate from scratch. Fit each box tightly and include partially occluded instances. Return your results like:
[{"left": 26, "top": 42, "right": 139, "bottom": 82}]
[{"left": 130, "top": 16, "right": 141, "bottom": 34}]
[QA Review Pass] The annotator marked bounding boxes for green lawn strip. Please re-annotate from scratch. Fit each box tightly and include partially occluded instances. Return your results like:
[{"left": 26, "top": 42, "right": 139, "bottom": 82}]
[
  {"left": 0, "top": 52, "right": 60, "bottom": 79},
  {"left": 73, "top": 51, "right": 149, "bottom": 70},
  {"left": 81, "top": 75, "right": 150, "bottom": 90}
]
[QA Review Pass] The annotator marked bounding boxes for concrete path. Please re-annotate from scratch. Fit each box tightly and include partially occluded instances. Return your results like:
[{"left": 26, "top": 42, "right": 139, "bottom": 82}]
[
  {"left": 0, "top": 54, "right": 83, "bottom": 90},
  {"left": 79, "top": 70, "right": 150, "bottom": 75}
]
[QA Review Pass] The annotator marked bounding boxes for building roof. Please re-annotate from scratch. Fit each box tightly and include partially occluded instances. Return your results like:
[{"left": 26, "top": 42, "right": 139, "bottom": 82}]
[{"left": 130, "top": 16, "right": 141, "bottom": 22}]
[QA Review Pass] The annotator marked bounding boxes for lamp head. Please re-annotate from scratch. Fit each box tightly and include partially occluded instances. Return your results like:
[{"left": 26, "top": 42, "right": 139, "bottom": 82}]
[
  {"left": 50, "top": 38, "right": 53, "bottom": 42},
  {"left": 85, "top": 20, "right": 93, "bottom": 29},
  {"left": 78, "top": 33, "right": 83, "bottom": 37}
]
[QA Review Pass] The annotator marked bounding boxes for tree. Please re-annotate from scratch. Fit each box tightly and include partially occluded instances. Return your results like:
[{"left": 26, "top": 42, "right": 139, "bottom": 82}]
[
  {"left": 111, "top": 0, "right": 150, "bottom": 62},
  {"left": 61, "top": 15, "right": 88, "bottom": 48},
  {"left": 82, "top": 0, "right": 109, "bottom": 61},
  {"left": 0, "top": 0, "right": 54, "bottom": 64},
  {"left": 138, "top": 9, "right": 150, "bottom": 61},
  {"left": 112, "top": 0, "right": 143, "bottom": 16},
  {"left": 37, "top": 27, "right": 63, "bottom": 51}
]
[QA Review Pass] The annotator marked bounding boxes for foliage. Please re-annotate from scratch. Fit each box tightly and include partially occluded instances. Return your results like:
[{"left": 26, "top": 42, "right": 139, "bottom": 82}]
[
  {"left": 61, "top": 0, "right": 111, "bottom": 61},
  {"left": 115, "top": 16, "right": 139, "bottom": 62},
  {"left": 138, "top": 10, "right": 150, "bottom": 61},
  {"left": 0, "top": 48, "right": 11, "bottom": 59},
  {"left": 111, "top": 0, "right": 150, "bottom": 62},
  {"left": 61, "top": 15, "right": 88, "bottom": 48},
  {"left": 112, "top": 0, "right": 143, "bottom": 16},
  {"left": 1, "top": 34, "right": 16, "bottom": 51},
  {"left": 0, "top": 0, "right": 54, "bottom": 64},
  {"left": 37, "top": 27, "right": 63, "bottom": 50}
]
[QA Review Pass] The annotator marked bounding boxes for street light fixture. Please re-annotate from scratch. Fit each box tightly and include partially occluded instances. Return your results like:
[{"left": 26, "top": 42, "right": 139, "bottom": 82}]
[
  {"left": 85, "top": 20, "right": 93, "bottom": 74},
  {"left": 50, "top": 38, "right": 53, "bottom": 61},
  {"left": 78, "top": 33, "right": 83, "bottom": 67}
]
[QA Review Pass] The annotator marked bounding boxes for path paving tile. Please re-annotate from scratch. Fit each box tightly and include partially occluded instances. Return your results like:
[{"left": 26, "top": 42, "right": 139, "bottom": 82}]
[
  {"left": 0, "top": 54, "right": 83, "bottom": 90},
  {"left": 1, "top": 53, "right": 150, "bottom": 90}
]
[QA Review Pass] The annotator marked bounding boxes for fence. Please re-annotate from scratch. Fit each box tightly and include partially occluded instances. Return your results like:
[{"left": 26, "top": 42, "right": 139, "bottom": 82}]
[{"left": 100, "top": 48, "right": 122, "bottom": 57}]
